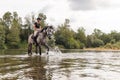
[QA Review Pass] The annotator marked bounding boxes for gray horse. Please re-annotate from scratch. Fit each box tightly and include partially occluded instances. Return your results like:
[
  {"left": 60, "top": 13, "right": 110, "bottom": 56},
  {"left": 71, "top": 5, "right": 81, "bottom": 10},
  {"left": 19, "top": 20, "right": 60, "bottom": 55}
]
[{"left": 28, "top": 26, "right": 54, "bottom": 56}]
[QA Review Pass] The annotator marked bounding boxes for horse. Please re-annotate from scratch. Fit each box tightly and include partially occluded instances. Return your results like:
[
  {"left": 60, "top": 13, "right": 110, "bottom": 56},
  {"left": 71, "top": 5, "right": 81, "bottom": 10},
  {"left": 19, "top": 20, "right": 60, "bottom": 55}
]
[{"left": 28, "top": 26, "right": 54, "bottom": 56}]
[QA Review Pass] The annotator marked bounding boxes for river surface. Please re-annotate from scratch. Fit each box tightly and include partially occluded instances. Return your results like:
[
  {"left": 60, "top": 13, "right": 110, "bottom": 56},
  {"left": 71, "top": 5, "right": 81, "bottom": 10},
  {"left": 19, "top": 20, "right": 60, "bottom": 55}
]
[{"left": 0, "top": 50, "right": 120, "bottom": 80}]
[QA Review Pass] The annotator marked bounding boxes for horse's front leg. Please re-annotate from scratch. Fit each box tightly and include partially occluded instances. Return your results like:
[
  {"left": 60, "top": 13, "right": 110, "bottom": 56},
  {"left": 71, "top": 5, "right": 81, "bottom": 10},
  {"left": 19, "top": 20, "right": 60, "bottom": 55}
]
[
  {"left": 35, "top": 45, "right": 38, "bottom": 54},
  {"left": 44, "top": 43, "right": 49, "bottom": 54},
  {"left": 38, "top": 44, "right": 41, "bottom": 55},
  {"left": 28, "top": 43, "right": 32, "bottom": 56}
]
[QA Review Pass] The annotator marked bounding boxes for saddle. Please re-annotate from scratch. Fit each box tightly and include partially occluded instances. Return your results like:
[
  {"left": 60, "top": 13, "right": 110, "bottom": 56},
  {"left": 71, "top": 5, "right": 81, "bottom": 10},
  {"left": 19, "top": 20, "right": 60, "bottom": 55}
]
[{"left": 32, "top": 27, "right": 46, "bottom": 45}]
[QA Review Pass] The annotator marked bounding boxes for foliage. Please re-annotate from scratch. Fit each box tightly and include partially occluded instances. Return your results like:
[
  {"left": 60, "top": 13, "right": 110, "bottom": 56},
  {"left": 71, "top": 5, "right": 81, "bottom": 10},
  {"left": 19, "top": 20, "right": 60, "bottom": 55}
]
[
  {"left": 1, "top": 11, "right": 120, "bottom": 50},
  {"left": 55, "top": 19, "right": 81, "bottom": 49},
  {"left": 2, "top": 12, "right": 12, "bottom": 44},
  {"left": 110, "top": 39, "right": 116, "bottom": 44},
  {"left": 86, "top": 34, "right": 96, "bottom": 47},
  {"left": 0, "top": 25, "right": 6, "bottom": 49},
  {"left": 76, "top": 27, "right": 87, "bottom": 46},
  {"left": 3, "top": 11, "right": 12, "bottom": 27},
  {"left": 55, "top": 25, "right": 73, "bottom": 48},
  {"left": 38, "top": 13, "right": 47, "bottom": 28},
  {"left": 47, "top": 37, "right": 56, "bottom": 48},
  {"left": 92, "top": 39, "right": 104, "bottom": 47},
  {"left": 104, "top": 41, "right": 120, "bottom": 49},
  {"left": 110, "top": 31, "right": 120, "bottom": 42},
  {"left": 93, "top": 28, "right": 103, "bottom": 38},
  {"left": 7, "top": 12, "right": 20, "bottom": 49},
  {"left": 67, "top": 38, "right": 80, "bottom": 49},
  {"left": 100, "top": 33, "right": 112, "bottom": 44}
]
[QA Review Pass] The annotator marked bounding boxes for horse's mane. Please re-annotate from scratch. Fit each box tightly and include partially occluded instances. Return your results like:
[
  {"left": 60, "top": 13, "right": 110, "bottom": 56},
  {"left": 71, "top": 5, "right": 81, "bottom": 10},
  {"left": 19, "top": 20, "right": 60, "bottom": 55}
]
[
  {"left": 40, "top": 26, "right": 53, "bottom": 32},
  {"left": 40, "top": 26, "right": 48, "bottom": 32}
]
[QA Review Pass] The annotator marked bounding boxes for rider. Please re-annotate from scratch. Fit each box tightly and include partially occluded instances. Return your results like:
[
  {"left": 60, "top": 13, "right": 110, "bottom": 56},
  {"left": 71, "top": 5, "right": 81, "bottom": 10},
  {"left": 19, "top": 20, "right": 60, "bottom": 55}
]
[{"left": 33, "top": 17, "right": 42, "bottom": 45}]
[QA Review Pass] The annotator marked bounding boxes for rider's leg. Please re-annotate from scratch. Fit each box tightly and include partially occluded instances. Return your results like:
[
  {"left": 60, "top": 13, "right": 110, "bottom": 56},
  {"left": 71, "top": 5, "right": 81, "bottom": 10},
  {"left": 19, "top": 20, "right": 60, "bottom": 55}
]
[{"left": 33, "top": 31, "right": 38, "bottom": 45}]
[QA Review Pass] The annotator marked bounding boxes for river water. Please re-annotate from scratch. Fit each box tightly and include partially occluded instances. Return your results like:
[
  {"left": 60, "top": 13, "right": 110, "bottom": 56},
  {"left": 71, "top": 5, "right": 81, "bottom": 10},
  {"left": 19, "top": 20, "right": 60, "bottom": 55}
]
[{"left": 0, "top": 50, "right": 120, "bottom": 80}]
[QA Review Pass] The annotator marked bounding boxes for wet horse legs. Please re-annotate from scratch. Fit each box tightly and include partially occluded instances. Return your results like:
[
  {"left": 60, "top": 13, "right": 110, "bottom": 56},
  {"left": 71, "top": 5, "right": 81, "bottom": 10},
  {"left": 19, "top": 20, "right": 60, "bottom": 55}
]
[
  {"left": 39, "top": 45, "right": 41, "bottom": 55},
  {"left": 28, "top": 43, "right": 32, "bottom": 56},
  {"left": 35, "top": 44, "right": 42, "bottom": 55},
  {"left": 44, "top": 43, "right": 49, "bottom": 54}
]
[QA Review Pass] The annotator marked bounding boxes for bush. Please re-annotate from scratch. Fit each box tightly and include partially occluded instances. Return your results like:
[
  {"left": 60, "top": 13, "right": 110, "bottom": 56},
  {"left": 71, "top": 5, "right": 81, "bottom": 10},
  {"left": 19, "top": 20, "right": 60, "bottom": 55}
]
[
  {"left": 47, "top": 38, "right": 55, "bottom": 48},
  {"left": 80, "top": 43, "right": 85, "bottom": 49},
  {"left": 92, "top": 39, "right": 104, "bottom": 47},
  {"left": 0, "top": 44, "right": 6, "bottom": 49},
  {"left": 104, "top": 43, "right": 112, "bottom": 49},
  {"left": 7, "top": 42, "right": 20, "bottom": 49},
  {"left": 104, "top": 42, "right": 120, "bottom": 49},
  {"left": 110, "top": 39, "right": 116, "bottom": 44},
  {"left": 67, "top": 38, "right": 80, "bottom": 49}
]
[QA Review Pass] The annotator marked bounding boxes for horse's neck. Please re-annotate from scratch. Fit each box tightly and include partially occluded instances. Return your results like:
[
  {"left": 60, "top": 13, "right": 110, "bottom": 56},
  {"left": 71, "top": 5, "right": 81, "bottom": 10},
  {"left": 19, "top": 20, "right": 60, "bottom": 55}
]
[
  {"left": 40, "top": 30, "right": 47, "bottom": 38},
  {"left": 43, "top": 32, "right": 47, "bottom": 37}
]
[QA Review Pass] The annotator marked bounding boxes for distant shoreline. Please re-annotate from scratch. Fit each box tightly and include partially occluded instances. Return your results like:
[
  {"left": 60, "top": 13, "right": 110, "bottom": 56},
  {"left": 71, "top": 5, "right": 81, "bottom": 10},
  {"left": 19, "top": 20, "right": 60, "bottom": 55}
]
[
  {"left": 84, "top": 48, "right": 120, "bottom": 52},
  {"left": 60, "top": 48, "right": 120, "bottom": 52},
  {"left": 1, "top": 48, "right": 120, "bottom": 53}
]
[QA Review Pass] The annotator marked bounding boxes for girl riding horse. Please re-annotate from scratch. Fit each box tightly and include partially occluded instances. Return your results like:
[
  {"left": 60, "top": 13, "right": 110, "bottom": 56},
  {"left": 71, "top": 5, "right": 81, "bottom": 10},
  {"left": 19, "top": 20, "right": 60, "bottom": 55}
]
[{"left": 28, "top": 25, "right": 54, "bottom": 56}]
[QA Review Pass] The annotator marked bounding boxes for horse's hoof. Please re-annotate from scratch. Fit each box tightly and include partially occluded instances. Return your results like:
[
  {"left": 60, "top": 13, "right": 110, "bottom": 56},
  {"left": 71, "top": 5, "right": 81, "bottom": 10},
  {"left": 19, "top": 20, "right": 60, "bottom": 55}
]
[
  {"left": 46, "top": 51, "right": 49, "bottom": 55},
  {"left": 28, "top": 53, "right": 32, "bottom": 56}
]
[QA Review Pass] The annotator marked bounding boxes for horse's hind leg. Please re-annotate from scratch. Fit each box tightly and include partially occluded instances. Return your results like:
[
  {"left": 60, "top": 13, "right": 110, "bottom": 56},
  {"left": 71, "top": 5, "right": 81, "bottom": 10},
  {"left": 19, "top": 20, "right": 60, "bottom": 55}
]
[{"left": 28, "top": 43, "right": 32, "bottom": 56}]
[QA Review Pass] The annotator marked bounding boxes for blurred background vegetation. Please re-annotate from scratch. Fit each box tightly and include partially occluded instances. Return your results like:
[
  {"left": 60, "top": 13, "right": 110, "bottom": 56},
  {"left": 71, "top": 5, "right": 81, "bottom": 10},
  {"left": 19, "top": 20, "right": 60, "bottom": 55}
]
[{"left": 1, "top": 11, "right": 120, "bottom": 50}]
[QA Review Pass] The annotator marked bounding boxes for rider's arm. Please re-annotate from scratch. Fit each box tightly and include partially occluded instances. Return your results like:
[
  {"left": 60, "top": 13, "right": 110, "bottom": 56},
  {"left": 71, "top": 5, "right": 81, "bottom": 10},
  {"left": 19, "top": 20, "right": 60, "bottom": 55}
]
[
  {"left": 33, "top": 24, "right": 36, "bottom": 31},
  {"left": 40, "top": 25, "right": 42, "bottom": 30}
]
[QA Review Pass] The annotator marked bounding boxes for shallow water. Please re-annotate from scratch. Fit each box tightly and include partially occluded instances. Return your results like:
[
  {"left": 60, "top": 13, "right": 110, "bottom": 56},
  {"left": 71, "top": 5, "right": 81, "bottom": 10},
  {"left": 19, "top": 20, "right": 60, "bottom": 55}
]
[{"left": 0, "top": 51, "right": 120, "bottom": 80}]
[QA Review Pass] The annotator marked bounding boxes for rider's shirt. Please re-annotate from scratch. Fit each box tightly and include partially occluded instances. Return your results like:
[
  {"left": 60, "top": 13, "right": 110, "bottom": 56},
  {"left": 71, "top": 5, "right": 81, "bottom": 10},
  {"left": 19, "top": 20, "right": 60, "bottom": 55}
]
[
  {"left": 36, "top": 23, "right": 40, "bottom": 28},
  {"left": 34, "top": 22, "right": 41, "bottom": 31}
]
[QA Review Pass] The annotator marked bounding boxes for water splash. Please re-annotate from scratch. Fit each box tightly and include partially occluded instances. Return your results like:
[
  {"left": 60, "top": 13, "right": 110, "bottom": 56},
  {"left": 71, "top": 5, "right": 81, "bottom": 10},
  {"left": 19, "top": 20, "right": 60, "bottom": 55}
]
[
  {"left": 48, "top": 46, "right": 62, "bottom": 56},
  {"left": 54, "top": 46, "right": 62, "bottom": 54}
]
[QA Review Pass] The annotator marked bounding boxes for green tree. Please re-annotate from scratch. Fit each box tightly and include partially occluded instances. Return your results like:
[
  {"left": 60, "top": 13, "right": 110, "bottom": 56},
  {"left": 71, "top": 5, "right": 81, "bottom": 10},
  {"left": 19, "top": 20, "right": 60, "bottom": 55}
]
[
  {"left": 2, "top": 12, "right": 13, "bottom": 44},
  {"left": 0, "top": 25, "right": 6, "bottom": 49},
  {"left": 93, "top": 28, "right": 103, "bottom": 39},
  {"left": 3, "top": 11, "right": 12, "bottom": 27},
  {"left": 47, "top": 37, "right": 56, "bottom": 48},
  {"left": 86, "top": 35, "right": 93, "bottom": 48},
  {"left": 38, "top": 13, "right": 47, "bottom": 27},
  {"left": 55, "top": 19, "right": 80, "bottom": 49},
  {"left": 110, "top": 31, "right": 120, "bottom": 42},
  {"left": 76, "top": 27, "right": 87, "bottom": 46},
  {"left": 7, "top": 12, "right": 20, "bottom": 48},
  {"left": 24, "top": 15, "right": 33, "bottom": 36},
  {"left": 92, "top": 39, "right": 104, "bottom": 47},
  {"left": 100, "top": 33, "right": 112, "bottom": 44},
  {"left": 68, "top": 38, "right": 80, "bottom": 49},
  {"left": 86, "top": 29, "right": 104, "bottom": 48}
]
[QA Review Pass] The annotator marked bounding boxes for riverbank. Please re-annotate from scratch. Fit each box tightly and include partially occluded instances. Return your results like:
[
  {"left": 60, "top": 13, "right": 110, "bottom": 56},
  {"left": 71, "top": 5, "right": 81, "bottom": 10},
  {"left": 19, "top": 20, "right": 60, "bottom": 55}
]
[
  {"left": 1, "top": 48, "right": 120, "bottom": 55},
  {"left": 84, "top": 48, "right": 120, "bottom": 52}
]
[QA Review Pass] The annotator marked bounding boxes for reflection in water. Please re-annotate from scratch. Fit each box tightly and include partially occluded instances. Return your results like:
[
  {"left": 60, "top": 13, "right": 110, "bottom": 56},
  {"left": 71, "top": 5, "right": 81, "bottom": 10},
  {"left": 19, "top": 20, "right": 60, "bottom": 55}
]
[
  {"left": 0, "top": 51, "right": 120, "bottom": 80},
  {"left": 25, "top": 56, "right": 51, "bottom": 80}
]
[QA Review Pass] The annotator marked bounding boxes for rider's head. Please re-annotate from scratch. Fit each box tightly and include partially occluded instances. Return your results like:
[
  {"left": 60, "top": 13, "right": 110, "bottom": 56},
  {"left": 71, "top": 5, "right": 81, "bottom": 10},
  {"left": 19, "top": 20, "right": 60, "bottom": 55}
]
[{"left": 37, "top": 17, "right": 42, "bottom": 22}]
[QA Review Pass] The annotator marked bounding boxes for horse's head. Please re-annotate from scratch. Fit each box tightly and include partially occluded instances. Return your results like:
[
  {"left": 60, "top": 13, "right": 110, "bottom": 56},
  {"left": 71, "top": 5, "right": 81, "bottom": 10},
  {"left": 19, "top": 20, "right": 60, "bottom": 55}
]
[{"left": 46, "top": 25, "right": 55, "bottom": 39}]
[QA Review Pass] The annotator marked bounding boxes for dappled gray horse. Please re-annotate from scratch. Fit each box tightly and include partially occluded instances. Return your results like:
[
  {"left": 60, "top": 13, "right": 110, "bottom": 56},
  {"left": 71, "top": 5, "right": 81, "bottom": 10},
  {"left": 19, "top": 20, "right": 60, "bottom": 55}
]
[{"left": 28, "top": 26, "right": 54, "bottom": 56}]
